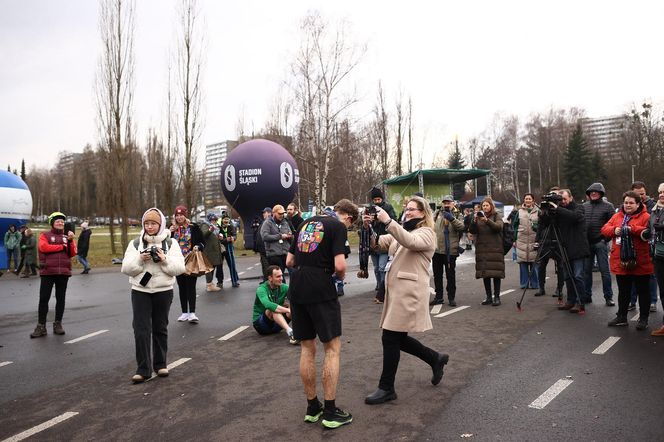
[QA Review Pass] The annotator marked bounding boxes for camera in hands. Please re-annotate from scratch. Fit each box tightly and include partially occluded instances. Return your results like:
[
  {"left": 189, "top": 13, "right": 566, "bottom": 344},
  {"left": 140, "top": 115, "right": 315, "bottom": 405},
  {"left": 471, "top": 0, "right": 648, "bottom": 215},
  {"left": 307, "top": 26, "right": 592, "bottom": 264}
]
[{"left": 540, "top": 192, "right": 563, "bottom": 210}]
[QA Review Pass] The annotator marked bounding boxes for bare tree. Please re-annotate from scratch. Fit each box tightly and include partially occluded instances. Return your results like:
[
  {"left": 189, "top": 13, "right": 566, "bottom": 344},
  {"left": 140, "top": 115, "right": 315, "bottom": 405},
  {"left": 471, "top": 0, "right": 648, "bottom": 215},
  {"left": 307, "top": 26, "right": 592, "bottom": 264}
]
[
  {"left": 393, "top": 89, "right": 404, "bottom": 176},
  {"left": 374, "top": 81, "right": 390, "bottom": 178},
  {"left": 290, "top": 12, "right": 364, "bottom": 210},
  {"left": 175, "top": 0, "right": 205, "bottom": 212},
  {"left": 95, "top": 0, "right": 136, "bottom": 252},
  {"left": 407, "top": 96, "right": 413, "bottom": 173}
]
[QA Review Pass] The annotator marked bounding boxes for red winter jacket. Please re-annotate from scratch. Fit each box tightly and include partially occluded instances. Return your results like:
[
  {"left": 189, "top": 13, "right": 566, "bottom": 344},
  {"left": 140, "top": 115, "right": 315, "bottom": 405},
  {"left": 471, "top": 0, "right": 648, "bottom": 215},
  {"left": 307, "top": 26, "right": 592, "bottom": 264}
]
[
  {"left": 38, "top": 228, "right": 77, "bottom": 276},
  {"left": 600, "top": 205, "right": 653, "bottom": 275}
]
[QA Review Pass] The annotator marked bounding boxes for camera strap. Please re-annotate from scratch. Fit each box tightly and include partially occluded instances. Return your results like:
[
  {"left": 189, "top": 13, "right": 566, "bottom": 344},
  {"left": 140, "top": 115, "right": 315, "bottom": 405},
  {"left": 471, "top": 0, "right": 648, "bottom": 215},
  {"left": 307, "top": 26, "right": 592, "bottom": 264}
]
[{"left": 133, "top": 236, "right": 171, "bottom": 253}]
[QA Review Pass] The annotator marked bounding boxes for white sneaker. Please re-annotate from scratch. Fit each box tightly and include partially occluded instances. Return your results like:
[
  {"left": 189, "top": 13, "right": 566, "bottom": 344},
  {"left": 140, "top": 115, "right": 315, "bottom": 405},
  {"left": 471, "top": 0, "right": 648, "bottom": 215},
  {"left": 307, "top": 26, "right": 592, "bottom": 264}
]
[
  {"left": 177, "top": 313, "right": 189, "bottom": 322},
  {"left": 188, "top": 313, "right": 199, "bottom": 323}
]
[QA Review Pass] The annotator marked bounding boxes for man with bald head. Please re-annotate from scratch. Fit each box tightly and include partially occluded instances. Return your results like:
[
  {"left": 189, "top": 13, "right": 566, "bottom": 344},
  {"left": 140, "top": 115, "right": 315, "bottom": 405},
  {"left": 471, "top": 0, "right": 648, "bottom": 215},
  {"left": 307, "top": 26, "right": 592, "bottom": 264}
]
[{"left": 260, "top": 204, "right": 294, "bottom": 282}]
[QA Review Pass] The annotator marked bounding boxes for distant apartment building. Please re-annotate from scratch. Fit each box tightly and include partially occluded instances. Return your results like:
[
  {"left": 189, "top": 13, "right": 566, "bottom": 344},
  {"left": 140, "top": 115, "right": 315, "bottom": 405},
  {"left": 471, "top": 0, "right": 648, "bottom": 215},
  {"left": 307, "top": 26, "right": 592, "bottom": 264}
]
[
  {"left": 204, "top": 140, "right": 238, "bottom": 206},
  {"left": 58, "top": 151, "right": 82, "bottom": 173},
  {"left": 580, "top": 115, "right": 628, "bottom": 165}
]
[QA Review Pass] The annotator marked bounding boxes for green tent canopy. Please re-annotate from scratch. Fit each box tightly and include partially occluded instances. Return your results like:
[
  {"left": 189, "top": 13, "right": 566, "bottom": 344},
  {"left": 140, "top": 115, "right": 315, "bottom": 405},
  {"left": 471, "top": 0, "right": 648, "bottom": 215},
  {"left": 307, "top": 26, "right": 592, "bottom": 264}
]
[{"left": 381, "top": 168, "right": 490, "bottom": 209}]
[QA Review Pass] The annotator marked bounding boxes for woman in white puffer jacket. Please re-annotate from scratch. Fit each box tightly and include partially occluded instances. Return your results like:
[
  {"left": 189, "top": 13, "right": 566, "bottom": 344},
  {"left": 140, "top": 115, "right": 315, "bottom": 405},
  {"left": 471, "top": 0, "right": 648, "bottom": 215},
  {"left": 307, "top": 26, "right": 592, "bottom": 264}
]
[{"left": 122, "top": 208, "right": 186, "bottom": 383}]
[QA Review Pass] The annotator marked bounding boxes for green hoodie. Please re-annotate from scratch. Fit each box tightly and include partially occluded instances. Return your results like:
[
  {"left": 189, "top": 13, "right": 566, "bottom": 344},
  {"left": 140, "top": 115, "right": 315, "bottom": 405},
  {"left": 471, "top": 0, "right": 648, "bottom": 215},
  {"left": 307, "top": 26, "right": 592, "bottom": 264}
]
[{"left": 252, "top": 281, "right": 289, "bottom": 322}]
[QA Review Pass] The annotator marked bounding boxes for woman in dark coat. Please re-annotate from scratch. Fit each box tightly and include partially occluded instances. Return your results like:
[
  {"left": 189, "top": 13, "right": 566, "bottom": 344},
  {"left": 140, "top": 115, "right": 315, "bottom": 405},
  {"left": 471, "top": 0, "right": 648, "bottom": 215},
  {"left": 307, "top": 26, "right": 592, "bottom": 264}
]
[
  {"left": 201, "top": 213, "right": 223, "bottom": 292},
  {"left": 469, "top": 197, "right": 505, "bottom": 306},
  {"left": 20, "top": 228, "right": 38, "bottom": 277},
  {"left": 170, "top": 205, "right": 205, "bottom": 323}
]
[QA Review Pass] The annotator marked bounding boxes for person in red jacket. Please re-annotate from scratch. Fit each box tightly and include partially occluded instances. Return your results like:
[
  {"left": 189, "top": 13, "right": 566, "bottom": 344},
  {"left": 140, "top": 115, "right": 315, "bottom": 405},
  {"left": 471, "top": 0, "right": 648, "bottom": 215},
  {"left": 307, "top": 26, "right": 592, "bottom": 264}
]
[
  {"left": 601, "top": 191, "right": 653, "bottom": 330},
  {"left": 30, "top": 212, "right": 77, "bottom": 338}
]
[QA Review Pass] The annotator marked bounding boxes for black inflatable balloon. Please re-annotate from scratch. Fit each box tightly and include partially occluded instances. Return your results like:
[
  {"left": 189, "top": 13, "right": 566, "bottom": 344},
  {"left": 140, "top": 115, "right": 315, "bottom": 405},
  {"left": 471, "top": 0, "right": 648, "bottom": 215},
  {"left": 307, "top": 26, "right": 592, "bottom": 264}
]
[{"left": 221, "top": 139, "right": 299, "bottom": 249}]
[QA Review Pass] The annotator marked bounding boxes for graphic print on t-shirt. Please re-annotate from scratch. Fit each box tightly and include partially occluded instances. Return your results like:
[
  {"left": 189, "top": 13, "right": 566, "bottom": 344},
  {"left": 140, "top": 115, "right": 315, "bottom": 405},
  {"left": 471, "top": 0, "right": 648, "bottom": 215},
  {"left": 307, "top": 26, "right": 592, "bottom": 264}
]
[{"left": 297, "top": 221, "right": 325, "bottom": 253}]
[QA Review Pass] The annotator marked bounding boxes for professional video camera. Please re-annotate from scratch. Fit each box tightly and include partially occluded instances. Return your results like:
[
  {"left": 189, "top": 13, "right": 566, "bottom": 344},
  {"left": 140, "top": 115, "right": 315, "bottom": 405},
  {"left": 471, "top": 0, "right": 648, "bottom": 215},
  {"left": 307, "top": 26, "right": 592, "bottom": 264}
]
[{"left": 540, "top": 191, "right": 563, "bottom": 210}]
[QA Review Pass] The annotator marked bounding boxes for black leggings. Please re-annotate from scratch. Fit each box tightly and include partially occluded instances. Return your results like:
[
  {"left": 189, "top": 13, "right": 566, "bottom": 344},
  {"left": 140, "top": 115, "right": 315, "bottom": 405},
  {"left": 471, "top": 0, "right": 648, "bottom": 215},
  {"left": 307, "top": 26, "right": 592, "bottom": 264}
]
[
  {"left": 483, "top": 277, "right": 501, "bottom": 296},
  {"left": 378, "top": 329, "right": 438, "bottom": 391},
  {"left": 38, "top": 275, "right": 70, "bottom": 324},
  {"left": 176, "top": 274, "right": 198, "bottom": 313}
]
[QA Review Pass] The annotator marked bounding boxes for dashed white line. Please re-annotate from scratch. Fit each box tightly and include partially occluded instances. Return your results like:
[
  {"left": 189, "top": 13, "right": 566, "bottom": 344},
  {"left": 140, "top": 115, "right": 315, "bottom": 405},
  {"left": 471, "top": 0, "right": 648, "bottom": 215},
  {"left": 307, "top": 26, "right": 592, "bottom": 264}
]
[
  {"left": 434, "top": 305, "right": 470, "bottom": 318},
  {"left": 218, "top": 325, "right": 249, "bottom": 341},
  {"left": 147, "top": 357, "right": 192, "bottom": 381},
  {"left": 592, "top": 337, "right": 621, "bottom": 355},
  {"left": 430, "top": 304, "right": 443, "bottom": 315},
  {"left": 238, "top": 271, "right": 246, "bottom": 275},
  {"left": 630, "top": 313, "right": 640, "bottom": 322},
  {"left": 0, "top": 361, "right": 14, "bottom": 368},
  {"left": 63, "top": 330, "right": 109, "bottom": 344},
  {"left": 1, "top": 411, "right": 79, "bottom": 442},
  {"left": 528, "top": 379, "right": 573, "bottom": 409},
  {"left": 500, "top": 289, "right": 515, "bottom": 296}
]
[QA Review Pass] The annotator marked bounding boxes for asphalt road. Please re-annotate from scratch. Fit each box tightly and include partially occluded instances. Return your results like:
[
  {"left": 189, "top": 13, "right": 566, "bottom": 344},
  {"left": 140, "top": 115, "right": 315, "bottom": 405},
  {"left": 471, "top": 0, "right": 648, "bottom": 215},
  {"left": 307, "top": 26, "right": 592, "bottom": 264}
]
[{"left": 1, "top": 251, "right": 663, "bottom": 441}]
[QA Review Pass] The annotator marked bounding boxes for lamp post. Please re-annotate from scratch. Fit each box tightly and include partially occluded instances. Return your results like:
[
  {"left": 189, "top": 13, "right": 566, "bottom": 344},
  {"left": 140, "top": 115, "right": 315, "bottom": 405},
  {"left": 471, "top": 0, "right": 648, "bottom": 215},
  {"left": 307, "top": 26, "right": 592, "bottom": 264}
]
[{"left": 631, "top": 164, "right": 636, "bottom": 184}]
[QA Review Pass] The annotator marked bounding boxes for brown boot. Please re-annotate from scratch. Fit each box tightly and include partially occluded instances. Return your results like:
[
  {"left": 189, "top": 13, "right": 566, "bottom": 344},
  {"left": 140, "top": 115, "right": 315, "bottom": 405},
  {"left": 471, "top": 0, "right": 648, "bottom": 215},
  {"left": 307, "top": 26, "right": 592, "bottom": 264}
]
[
  {"left": 53, "top": 321, "right": 65, "bottom": 335},
  {"left": 30, "top": 324, "right": 47, "bottom": 338}
]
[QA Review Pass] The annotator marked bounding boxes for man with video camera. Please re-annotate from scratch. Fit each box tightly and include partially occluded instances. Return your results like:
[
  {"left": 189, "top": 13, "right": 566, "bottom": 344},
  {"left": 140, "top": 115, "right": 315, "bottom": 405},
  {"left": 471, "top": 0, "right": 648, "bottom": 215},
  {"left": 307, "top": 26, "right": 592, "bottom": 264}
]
[{"left": 538, "top": 189, "right": 590, "bottom": 313}]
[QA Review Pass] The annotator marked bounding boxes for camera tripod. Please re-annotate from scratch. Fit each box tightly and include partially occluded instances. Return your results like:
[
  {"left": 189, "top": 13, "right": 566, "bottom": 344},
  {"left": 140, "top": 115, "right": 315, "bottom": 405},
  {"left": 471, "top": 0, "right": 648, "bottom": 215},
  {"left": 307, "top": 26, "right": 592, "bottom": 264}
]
[{"left": 516, "top": 220, "right": 581, "bottom": 311}]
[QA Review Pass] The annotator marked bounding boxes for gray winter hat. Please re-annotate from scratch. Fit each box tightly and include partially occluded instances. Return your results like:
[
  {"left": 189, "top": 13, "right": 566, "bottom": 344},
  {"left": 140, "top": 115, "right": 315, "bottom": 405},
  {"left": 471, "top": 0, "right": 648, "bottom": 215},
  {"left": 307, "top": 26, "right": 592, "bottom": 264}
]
[{"left": 442, "top": 195, "right": 454, "bottom": 202}]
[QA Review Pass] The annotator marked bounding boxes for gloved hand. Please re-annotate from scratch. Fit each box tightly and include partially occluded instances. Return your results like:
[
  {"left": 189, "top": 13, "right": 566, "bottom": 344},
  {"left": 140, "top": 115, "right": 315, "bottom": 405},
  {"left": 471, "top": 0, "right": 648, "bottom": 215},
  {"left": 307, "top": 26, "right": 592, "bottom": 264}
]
[{"left": 443, "top": 211, "right": 455, "bottom": 221}]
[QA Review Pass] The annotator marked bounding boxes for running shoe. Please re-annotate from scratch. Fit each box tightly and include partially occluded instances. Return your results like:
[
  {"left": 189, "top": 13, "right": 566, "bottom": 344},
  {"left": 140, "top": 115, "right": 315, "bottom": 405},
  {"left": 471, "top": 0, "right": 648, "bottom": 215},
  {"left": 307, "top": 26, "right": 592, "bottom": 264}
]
[
  {"left": 321, "top": 407, "right": 353, "bottom": 429},
  {"left": 304, "top": 401, "right": 323, "bottom": 423}
]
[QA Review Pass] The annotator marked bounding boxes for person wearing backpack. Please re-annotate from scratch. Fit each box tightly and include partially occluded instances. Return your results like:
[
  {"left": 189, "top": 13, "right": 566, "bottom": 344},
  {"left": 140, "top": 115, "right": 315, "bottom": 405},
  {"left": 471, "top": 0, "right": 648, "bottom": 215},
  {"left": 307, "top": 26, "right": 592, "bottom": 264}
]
[
  {"left": 469, "top": 197, "right": 505, "bottom": 306},
  {"left": 121, "top": 208, "right": 185, "bottom": 383}
]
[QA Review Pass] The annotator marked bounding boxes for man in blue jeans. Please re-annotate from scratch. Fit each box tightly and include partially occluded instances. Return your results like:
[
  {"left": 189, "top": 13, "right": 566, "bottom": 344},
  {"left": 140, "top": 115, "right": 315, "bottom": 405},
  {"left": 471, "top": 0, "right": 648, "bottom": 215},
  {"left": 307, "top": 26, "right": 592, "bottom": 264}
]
[
  {"left": 540, "top": 189, "right": 590, "bottom": 314},
  {"left": 368, "top": 187, "right": 397, "bottom": 303},
  {"left": 582, "top": 183, "right": 615, "bottom": 306}
]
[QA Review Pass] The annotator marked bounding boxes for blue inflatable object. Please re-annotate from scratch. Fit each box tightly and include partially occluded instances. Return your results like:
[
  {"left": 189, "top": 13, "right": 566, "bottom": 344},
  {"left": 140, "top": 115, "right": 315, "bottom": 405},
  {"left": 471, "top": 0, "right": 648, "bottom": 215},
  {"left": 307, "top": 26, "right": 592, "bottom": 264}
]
[
  {"left": 0, "top": 171, "right": 33, "bottom": 269},
  {"left": 221, "top": 139, "right": 299, "bottom": 249}
]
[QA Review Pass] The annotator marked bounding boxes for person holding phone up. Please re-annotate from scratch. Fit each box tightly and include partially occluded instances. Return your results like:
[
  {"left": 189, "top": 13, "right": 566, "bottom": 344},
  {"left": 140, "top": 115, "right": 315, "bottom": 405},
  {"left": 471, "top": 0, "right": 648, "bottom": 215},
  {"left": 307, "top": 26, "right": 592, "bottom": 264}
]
[
  {"left": 122, "top": 208, "right": 185, "bottom": 384},
  {"left": 468, "top": 197, "right": 505, "bottom": 306}
]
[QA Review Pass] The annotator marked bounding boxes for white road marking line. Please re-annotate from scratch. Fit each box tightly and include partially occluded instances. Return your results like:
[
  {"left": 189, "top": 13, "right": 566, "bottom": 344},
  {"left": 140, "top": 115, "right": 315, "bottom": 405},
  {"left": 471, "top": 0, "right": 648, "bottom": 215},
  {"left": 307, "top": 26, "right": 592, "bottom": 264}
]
[
  {"left": 147, "top": 357, "right": 192, "bottom": 381},
  {"left": 528, "top": 379, "right": 573, "bottom": 409},
  {"left": 500, "top": 289, "right": 515, "bottom": 296},
  {"left": 430, "top": 304, "right": 443, "bottom": 315},
  {"left": 545, "top": 276, "right": 550, "bottom": 280},
  {"left": 435, "top": 305, "right": 470, "bottom": 318},
  {"left": 0, "top": 361, "right": 14, "bottom": 368},
  {"left": 2, "top": 411, "right": 79, "bottom": 442},
  {"left": 592, "top": 337, "right": 621, "bottom": 355},
  {"left": 630, "top": 313, "right": 640, "bottom": 322},
  {"left": 218, "top": 325, "right": 249, "bottom": 341},
  {"left": 63, "top": 330, "right": 109, "bottom": 344},
  {"left": 238, "top": 271, "right": 245, "bottom": 275},
  {"left": 225, "top": 278, "right": 231, "bottom": 282}
]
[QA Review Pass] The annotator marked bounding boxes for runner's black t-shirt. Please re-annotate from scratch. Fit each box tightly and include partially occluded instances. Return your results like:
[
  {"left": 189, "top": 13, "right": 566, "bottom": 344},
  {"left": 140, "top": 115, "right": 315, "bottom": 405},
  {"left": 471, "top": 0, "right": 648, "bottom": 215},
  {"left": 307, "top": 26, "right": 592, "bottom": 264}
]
[{"left": 288, "top": 215, "right": 348, "bottom": 304}]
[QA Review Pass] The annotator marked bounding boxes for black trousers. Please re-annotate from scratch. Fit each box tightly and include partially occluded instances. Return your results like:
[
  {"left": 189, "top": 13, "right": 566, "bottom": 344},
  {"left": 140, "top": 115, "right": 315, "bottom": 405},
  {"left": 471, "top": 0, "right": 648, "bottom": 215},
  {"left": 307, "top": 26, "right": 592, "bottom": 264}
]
[
  {"left": 432, "top": 253, "right": 457, "bottom": 300},
  {"left": 176, "top": 274, "right": 198, "bottom": 313},
  {"left": 38, "top": 275, "right": 70, "bottom": 324},
  {"left": 205, "top": 265, "right": 223, "bottom": 284},
  {"left": 483, "top": 278, "right": 501, "bottom": 296},
  {"left": 616, "top": 274, "right": 650, "bottom": 321},
  {"left": 378, "top": 329, "right": 438, "bottom": 391},
  {"left": 131, "top": 289, "right": 173, "bottom": 377},
  {"left": 655, "top": 260, "right": 664, "bottom": 324},
  {"left": 538, "top": 253, "right": 565, "bottom": 293}
]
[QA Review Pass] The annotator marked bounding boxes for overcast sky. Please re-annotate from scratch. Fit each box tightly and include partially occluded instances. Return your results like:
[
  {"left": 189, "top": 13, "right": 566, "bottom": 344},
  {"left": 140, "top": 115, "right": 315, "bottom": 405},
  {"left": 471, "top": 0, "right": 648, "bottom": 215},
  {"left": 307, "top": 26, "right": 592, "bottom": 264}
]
[{"left": 1, "top": 0, "right": 663, "bottom": 173}]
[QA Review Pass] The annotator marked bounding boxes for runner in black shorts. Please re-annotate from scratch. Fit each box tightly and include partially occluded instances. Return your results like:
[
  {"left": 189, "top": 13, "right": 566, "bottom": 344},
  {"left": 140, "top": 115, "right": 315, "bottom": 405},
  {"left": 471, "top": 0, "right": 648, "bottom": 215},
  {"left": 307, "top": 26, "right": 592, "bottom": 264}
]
[{"left": 286, "top": 198, "right": 358, "bottom": 429}]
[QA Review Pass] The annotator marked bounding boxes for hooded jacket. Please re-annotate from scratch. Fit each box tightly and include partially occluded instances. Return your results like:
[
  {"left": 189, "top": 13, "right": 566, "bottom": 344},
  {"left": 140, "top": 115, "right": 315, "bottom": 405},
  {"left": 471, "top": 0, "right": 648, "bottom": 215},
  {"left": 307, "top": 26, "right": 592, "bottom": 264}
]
[
  {"left": 122, "top": 208, "right": 186, "bottom": 293},
  {"left": 583, "top": 183, "right": 615, "bottom": 244},
  {"left": 540, "top": 200, "right": 589, "bottom": 261},
  {"left": 38, "top": 227, "right": 77, "bottom": 276}
]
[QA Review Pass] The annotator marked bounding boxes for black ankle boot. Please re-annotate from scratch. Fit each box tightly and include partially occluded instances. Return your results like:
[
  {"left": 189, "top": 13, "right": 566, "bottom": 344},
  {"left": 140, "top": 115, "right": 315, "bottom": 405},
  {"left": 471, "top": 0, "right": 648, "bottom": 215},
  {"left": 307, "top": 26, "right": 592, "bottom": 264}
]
[
  {"left": 365, "top": 388, "right": 397, "bottom": 405},
  {"left": 481, "top": 294, "right": 492, "bottom": 305},
  {"left": 492, "top": 294, "right": 501, "bottom": 306}
]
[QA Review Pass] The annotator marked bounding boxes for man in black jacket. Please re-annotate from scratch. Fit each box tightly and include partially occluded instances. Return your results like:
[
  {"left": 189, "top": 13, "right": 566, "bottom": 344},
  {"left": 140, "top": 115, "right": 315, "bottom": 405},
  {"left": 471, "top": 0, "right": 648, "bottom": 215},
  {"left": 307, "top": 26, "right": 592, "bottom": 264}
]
[
  {"left": 539, "top": 189, "right": 590, "bottom": 314},
  {"left": 287, "top": 203, "right": 304, "bottom": 234},
  {"left": 369, "top": 187, "right": 397, "bottom": 303},
  {"left": 582, "top": 183, "right": 615, "bottom": 306}
]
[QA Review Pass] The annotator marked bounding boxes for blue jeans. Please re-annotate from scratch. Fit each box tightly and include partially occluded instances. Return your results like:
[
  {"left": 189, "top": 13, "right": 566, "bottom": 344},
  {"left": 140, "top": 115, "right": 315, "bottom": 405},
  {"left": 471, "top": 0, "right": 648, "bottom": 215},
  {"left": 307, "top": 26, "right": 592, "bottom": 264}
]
[
  {"left": 370, "top": 252, "right": 389, "bottom": 288},
  {"left": 77, "top": 255, "right": 90, "bottom": 270},
  {"left": 519, "top": 262, "right": 539, "bottom": 289},
  {"left": 564, "top": 258, "right": 587, "bottom": 305},
  {"left": 584, "top": 241, "right": 613, "bottom": 300},
  {"left": 221, "top": 245, "right": 240, "bottom": 285},
  {"left": 6, "top": 247, "right": 19, "bottom": 271},
  {"left": 630, "top": 274, "right": 657, "bottom": 305}
]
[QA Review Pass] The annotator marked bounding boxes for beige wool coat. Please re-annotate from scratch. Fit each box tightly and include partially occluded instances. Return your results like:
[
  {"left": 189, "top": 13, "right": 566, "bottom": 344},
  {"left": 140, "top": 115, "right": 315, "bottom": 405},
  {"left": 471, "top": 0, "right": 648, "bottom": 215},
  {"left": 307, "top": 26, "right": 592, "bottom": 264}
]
[{"left": 377, "top": 221, "right": 436, "bottom": 333}]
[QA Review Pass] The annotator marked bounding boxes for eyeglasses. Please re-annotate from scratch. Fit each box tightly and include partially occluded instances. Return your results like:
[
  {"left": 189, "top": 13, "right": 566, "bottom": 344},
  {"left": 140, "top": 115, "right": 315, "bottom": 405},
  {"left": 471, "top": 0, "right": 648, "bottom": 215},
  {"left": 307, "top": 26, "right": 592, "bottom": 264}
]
[
  {"left": 404, "top": 207, "right": 421, "bottom": 212},
  {"left": 277, "top": 212, "right": 285, "bottom": 215}
]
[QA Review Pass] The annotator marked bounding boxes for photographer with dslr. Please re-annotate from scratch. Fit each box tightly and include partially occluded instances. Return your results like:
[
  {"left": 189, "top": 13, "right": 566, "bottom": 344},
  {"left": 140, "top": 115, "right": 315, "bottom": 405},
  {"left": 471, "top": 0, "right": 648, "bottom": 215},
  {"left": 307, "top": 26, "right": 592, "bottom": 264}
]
[
  {"left": 368, "top": 187, "right": 397, "bottom": 303},
  {"left": 539, "top": 189, "right": 590, "bottom": 314},
  {"left": 430, "top": 195, "right": 464, "bottom": 306},
  {"left": 121, "top": 208, "right": 185, "bottom": 383}
]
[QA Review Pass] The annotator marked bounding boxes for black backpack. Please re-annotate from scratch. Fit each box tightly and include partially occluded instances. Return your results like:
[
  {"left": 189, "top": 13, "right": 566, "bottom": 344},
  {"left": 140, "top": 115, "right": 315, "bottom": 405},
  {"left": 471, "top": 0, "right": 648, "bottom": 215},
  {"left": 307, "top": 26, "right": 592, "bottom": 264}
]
[{"left": 502, "top": 219, "right": 514, "bottom": 255}]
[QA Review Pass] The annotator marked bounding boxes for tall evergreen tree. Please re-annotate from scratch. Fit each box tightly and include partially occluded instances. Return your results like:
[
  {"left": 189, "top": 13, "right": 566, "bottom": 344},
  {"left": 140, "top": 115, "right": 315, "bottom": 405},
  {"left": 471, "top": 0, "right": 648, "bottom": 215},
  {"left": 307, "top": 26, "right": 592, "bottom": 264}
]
[
  {"left": 563, "top": 124, "right": 592, "bottom": 200},
  {"left": 590, "top": 151, "right": 607, "bottom": 183},
  {"left": 20, "top": 159, "right": 26, "bottom": 181},
  {"left": 447, "top": 140, "right": 467, "bottom": 200},
  {"left": 6, "top": 164, "right": 10, "bottom": 172}
]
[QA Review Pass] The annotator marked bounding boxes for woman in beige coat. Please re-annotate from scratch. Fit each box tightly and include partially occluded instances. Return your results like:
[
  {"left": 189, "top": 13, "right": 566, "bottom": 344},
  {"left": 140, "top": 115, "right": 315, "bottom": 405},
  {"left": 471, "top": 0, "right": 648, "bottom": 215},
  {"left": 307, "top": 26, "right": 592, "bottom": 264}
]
[{"left": 364, "top": 196, "right": 449, "bottom": 405}]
